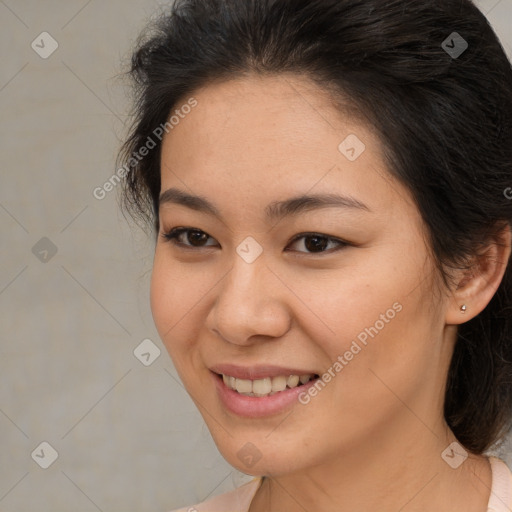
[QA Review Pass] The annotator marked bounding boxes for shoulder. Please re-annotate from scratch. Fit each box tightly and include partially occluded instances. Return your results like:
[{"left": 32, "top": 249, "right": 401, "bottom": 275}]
[
  {"left": 167, "top": 461, "right": 512, "bottom": 511},
  {"left": 168, "top": 477, "right": 262, "bottom": 512},
  {"left": 488, "top": 456, "right": 512, "bottom": 511}
]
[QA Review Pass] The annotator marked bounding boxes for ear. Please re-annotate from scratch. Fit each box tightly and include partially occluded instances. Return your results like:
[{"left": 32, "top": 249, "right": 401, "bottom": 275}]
[{"left": 445, "top": 222, "right": 512, "bottom": 325}]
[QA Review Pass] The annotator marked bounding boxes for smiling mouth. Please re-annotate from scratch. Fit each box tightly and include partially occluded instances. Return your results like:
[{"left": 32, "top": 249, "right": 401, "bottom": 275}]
[{"left": 215, "top": 372, "right": 320, "bottom": 397}]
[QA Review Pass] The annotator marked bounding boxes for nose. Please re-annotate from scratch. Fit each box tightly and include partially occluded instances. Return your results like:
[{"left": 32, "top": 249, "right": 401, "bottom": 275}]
[{"left": 205, "top": 251, "right": 292, "bottom": 346}]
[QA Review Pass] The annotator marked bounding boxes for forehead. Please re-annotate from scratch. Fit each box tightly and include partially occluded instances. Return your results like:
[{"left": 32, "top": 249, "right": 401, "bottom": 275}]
[
  {"left": 163, "top": 73, "right": 372, "bottom": 154},
  {"left": 159, "top": 73, "right": 415, "bottom": 222},
  {"left": 162, "top": 73, "right": 374, "bottom": 153}
]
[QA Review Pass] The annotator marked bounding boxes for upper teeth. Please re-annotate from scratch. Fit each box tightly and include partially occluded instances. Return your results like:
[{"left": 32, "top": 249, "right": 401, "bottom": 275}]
[{"left": 222, "top": 374, "right": 315, "bottom": 397}]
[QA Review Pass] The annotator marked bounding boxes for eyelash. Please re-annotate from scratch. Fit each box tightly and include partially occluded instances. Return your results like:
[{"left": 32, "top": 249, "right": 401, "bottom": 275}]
[{"left": 160, "top": 227, "right": 350, "bottom": 255}]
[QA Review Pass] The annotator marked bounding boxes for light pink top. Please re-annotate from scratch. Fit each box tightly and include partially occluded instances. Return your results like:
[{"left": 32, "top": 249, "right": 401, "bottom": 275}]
[{"left": 169, "top": 456, "right": 512, "bottom": 512}]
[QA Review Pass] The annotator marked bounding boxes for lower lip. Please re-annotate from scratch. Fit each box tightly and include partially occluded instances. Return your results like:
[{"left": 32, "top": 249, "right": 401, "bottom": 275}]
[{"left": 212, "top": 372, "right": 319, "bottom": 418}]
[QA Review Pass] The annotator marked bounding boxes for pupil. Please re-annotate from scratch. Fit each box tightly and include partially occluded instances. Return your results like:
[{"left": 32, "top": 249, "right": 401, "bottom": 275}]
[
  {"left": 305, "top": 235, "right": 327, "bottom": 252},
  {"left": 189, "top": 230, "right": 207, "bottom": 246}
]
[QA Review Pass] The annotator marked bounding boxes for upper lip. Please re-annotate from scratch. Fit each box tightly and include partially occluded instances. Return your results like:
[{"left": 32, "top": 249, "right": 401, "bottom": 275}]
[{"left": 210, "top": 364, "right": 318, "bottom": 380}]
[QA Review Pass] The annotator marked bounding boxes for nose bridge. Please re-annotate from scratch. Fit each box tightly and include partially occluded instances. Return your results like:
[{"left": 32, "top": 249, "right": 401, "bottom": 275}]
[
  {"left": 223, "top": 245, "right": 272, "bottom": 315},
  {"left": 208, "top": 241, "right": 291, "bottom": 344},
  {"left": 222, "top": 233, "right": 270, "bottom": 302}
]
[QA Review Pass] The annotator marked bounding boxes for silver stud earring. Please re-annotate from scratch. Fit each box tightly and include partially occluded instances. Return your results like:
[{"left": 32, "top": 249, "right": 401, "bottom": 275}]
[{"left": 460, "top": 304, "right": 467, "bottom": 313}]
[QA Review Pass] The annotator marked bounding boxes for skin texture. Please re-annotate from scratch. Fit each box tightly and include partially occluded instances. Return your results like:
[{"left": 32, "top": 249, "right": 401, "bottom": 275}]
[{"left": 150, "top": 73, "right": 510, "bottom": 512}]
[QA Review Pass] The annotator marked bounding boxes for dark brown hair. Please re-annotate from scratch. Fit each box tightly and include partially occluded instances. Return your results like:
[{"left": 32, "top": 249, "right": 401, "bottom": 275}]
[{"left": 118, "top": 0, "right": 512, "bottom": 454}]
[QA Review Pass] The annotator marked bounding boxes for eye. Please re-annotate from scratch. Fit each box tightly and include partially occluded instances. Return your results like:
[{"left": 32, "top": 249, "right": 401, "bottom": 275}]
[
  {"left": 161, "top": 227, "right": 350, "bottom": 255},
  {"left": 286, "top": 232, "right": 349, "bottom": 254},
  {"left": 160, "top": 227, "right": 218, "bottom": 249}
]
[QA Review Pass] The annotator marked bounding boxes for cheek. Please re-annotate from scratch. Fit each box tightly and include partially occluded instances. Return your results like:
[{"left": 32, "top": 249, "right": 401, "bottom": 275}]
[
  {"left": 149, "top": 252, "right": 200, "bottom": 358},
  {"left": 319, "top": 282, "right": 439, "bottom": 425},
  {"left": 289, "top": 255, "right": 414, "bottom": 352},
  {"left": 306, "top": 254, "right": 433, "bottom": 387},
  {"left": 149, "top": 254, "right": 171, "bottom": 342}
]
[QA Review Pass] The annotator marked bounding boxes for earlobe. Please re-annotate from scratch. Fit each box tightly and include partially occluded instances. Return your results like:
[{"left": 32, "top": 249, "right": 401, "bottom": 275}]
[{"left": 445, "top": 222, "right": 512, "bottom": 325}]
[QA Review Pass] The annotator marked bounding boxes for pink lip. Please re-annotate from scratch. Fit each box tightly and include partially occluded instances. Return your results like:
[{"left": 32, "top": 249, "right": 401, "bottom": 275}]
[
  {"left": 210, "top": 363, "right": 317, "bottom": 380},
  {"left": 211, "top": 369, "right": 319, "bottom": 418}
]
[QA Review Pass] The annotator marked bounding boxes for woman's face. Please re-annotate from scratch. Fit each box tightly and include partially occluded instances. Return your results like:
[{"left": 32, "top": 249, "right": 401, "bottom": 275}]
[{"left": 151, "top": 74, "right": 455, "bottom": 476}]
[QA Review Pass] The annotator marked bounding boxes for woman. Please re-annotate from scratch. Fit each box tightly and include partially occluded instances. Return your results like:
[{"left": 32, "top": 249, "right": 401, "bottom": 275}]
[{"left": 118, "top": 0, "right": 512, "bottom": 510}]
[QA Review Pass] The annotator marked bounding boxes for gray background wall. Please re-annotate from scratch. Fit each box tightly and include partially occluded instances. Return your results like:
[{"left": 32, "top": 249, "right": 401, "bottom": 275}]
[{"left": 1, "top": 1, "right": 511, "bottom": 511}]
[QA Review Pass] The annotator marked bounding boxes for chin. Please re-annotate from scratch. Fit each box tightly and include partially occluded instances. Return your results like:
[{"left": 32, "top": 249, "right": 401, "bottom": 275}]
[{"left": 203, "top": 422, "right": 309, "bottom": 477}]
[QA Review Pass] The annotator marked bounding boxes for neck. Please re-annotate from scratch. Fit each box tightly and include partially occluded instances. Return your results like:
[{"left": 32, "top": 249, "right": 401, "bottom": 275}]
[{"left": 249, "top": 419, "right": 492, "bottom": 512}]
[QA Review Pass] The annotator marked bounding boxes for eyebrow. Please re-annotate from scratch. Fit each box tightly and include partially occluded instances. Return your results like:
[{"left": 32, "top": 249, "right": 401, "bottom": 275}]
[{"left": 158, "top": 187, "right": 371, "bottom": 222}]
